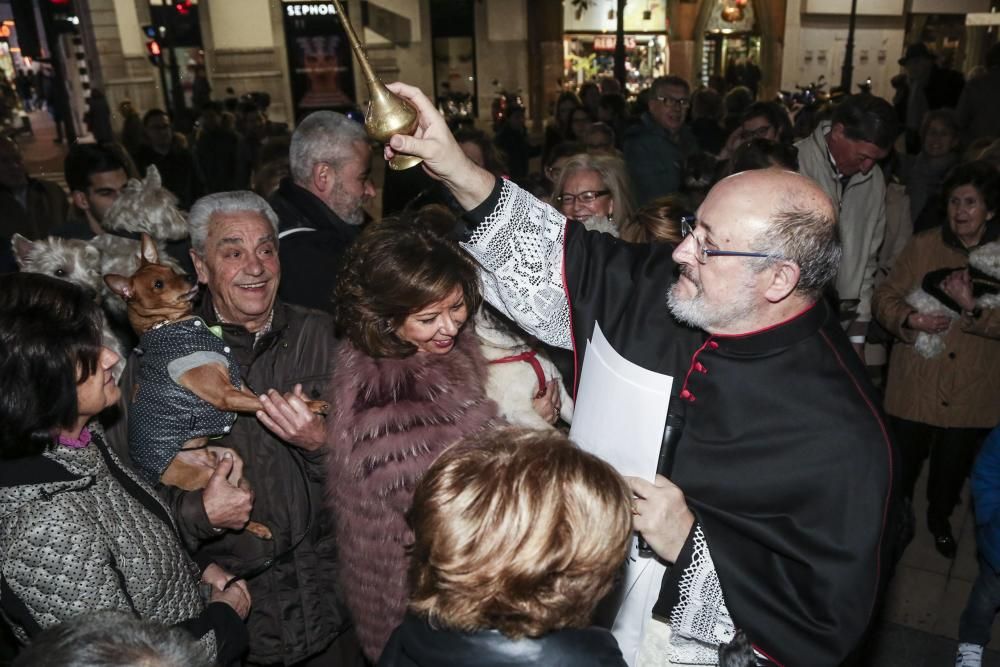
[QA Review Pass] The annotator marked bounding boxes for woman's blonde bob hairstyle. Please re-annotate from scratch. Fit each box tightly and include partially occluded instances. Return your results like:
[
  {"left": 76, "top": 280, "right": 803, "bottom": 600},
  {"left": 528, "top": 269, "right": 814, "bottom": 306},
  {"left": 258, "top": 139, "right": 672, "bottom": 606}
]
[
  {"left": 550, "top": 152, "right": 636, "bottom": 225},
  {"left": 407, "top": 428, "right": 633, "bottom": 639}
]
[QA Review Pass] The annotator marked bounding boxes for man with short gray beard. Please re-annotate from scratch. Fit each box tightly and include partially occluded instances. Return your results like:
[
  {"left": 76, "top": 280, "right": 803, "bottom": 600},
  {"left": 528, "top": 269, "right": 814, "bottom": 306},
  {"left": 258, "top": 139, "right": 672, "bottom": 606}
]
[
  {"left": 269, "top": 111, "right": 375, "bottom": 312},
  {"left": 379, "top": 81, "right": 898, "bottom": 667}
]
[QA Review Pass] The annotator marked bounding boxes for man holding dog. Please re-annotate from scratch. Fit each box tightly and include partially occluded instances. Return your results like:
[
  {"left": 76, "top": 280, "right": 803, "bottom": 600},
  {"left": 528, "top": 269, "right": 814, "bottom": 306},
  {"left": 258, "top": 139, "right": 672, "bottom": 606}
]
[
  {"left": 382, "top": 82, "right": 895, "bottom": 666},
  {"left": 108, "top": 191, "right": 364, "bottom": 666}
]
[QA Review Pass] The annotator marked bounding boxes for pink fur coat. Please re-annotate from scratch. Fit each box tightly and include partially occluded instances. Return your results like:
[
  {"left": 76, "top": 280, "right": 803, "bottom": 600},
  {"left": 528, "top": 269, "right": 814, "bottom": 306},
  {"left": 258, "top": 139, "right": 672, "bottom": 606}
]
[{"left": 324, "top": 329, "right": 499, "bottom": 661}]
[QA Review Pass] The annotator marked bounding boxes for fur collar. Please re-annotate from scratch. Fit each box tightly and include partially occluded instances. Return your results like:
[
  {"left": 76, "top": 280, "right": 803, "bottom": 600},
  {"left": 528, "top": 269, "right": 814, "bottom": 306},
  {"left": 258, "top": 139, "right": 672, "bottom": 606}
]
[{"left": 327, "top": 326, "right": 499, "bottom": 486}]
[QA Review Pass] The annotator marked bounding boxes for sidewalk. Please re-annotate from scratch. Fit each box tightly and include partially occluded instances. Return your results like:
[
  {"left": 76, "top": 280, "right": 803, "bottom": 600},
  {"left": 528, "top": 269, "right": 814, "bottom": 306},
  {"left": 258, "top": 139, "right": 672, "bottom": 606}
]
[
  {"left": 14, "top": 109, "right": 72, "bottom": 190},
  {"left": 863, "top": 469, "right": 1000, "bottom": 665}
]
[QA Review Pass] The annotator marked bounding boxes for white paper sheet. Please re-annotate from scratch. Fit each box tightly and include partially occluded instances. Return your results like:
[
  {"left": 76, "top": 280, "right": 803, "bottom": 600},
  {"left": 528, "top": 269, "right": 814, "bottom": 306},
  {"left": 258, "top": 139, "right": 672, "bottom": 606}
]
[{"left": 569, "top": 323, "right": 673, "bottom": 667}]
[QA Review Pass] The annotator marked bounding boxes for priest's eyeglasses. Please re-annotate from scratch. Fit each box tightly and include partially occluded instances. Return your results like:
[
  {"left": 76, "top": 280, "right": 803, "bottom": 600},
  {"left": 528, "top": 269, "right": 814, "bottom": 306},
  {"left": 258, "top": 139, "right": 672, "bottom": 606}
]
[{"left": 680, "top": 215, "right": 778, "bottom": 264}]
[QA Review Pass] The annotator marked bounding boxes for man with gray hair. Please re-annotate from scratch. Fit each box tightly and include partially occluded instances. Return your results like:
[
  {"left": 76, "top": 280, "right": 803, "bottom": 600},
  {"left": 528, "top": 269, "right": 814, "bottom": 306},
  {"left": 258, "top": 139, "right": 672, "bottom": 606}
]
[
  {"left": 380, "top": 81, "right": 896, "bottom": 666},
  {"left": 268, "top": 110, "right": 375, "bottom": 312},
  {"left": 14, "top": 611, "right": 211, "bottom": 667},
  {"left": 109, "top": 191, "right": 365, "bottom": 666}
]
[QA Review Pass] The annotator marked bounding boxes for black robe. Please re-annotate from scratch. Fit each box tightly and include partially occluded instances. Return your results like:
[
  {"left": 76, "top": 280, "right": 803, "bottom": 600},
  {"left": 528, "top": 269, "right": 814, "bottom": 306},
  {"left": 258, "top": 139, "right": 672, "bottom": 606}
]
[{"left": 468, "top": 182, "right": 897, "bottom": 666}]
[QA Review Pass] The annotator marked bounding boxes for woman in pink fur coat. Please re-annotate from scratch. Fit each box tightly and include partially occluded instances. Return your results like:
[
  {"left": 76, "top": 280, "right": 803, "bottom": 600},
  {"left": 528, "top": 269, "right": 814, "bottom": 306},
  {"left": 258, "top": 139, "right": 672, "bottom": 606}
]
[{"left": 325, "top": 221, "right": 505, "bottom": 661}]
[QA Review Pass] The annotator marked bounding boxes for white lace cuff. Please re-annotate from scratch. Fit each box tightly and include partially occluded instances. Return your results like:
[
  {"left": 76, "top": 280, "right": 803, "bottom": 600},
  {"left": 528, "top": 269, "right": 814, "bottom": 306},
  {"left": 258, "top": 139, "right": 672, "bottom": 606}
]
[
  {"left": 461, "top": 179, "right": 574, "bottom": 350},
  {"left": 668, "top": 524, "right": 736, "bottom": 664}
]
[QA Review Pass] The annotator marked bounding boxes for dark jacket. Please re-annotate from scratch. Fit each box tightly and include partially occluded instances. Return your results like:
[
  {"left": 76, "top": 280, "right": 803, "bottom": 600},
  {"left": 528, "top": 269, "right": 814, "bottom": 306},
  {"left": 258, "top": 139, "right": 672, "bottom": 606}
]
[
  {"left": 0, "top": 427, "right": 247, "bottom": 664},
  {"left": 622, "top": 114, "right": 699, "bottom": 206},
  {"left": 465, "top": 178, "right": 895, "bottom": 667},
  {"left": 107, "top": 294, "right": 349, "bottom": 664},
  {"left": 0, "top": 177, "right": 68, "bottom": 273},
  {"left": 269, "top": 178, "right": 361, "bottom": 313},
  {"left": 973, "top": 426, "right": 1000, "bottom": 573},
  {"left": 378, "top": 613, "right": 627, "bottom": 667},
  {"left": 134, "top": 144, "right": 204, "bottom": 210}
]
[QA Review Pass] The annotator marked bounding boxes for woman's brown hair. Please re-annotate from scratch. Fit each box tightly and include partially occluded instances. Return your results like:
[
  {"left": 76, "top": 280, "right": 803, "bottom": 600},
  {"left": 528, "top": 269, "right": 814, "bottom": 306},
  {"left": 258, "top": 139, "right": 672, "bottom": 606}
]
[
  {"left": 407, "top": 428, "right": 633, "bottom": 638},
  {"left": 333, "top": 220, "right": 482, "bottom": 358},
  {"left": 618, "top": 195, "right": 689, "bottom": 244}
]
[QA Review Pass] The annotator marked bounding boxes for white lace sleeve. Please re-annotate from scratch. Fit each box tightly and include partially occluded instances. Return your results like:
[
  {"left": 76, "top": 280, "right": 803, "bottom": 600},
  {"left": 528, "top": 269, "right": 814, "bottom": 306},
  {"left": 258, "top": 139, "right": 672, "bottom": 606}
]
[
  {"left": 461, "top": 179, "right": 573, "bottom": 349},
  {"left": 668, "top": 524, "right": 737, "bottom": 664}
]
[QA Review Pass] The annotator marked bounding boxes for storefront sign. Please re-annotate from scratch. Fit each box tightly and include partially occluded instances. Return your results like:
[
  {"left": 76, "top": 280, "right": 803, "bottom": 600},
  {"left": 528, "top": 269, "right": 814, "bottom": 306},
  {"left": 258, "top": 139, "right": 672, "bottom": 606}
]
[
  {"left": 285, "top": 3, "right": 338, "bottom": 17},
  {"left": 282, "top": 0, "right": 357, "bottom": 121},
  {"left": 592, "top": 35, "right": 638, "bottom": 51}
]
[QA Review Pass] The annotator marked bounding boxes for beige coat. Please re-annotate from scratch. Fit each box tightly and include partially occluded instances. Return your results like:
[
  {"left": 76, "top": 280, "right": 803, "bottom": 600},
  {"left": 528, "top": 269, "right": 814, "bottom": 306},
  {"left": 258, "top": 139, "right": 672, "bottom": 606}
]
[
  {"left": 873, "top": 226, "right": 1000, "bottom": 428},
  {"left": 797, "top": 121, "right": 886, "bottom": 324}
]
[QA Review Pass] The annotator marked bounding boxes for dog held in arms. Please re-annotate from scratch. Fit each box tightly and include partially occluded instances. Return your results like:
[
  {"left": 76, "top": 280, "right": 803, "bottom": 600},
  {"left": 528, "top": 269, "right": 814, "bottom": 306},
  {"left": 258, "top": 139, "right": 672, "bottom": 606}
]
[
  {"left": 104, "top": 234, "right": 329, "bottom": 539},
  {"left": 475, "top": 308, "right": 574, "bottom": 429}
]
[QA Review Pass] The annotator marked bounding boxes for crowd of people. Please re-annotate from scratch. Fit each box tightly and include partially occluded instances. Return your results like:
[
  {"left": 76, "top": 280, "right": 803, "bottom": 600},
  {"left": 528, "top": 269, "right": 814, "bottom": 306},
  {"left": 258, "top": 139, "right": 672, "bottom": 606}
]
[{"left": 1, "top": 38, "right": 999, "bottom": 667}]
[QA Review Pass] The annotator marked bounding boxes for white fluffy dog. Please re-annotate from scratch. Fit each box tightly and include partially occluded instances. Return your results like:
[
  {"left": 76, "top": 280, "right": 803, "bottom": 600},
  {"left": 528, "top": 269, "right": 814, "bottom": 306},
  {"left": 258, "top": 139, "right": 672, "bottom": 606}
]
[
  {"left": 95, "top": 164, "right": 186, "bottom": 317},
  {"left": 475, "top": 308, "right": 574, "bottom": 429},
  {"left": 12, "top": 234, "right": 128, "bottom": 380},
  {"left": 904, "top": 240, "right": 1000, "bottom": 358}
]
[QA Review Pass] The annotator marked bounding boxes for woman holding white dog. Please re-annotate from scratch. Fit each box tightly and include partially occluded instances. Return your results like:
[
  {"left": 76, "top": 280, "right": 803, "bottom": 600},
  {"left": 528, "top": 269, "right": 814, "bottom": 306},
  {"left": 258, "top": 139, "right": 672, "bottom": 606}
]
[
  {"left": 326, "top": 220, "right": 560, "bottom": 662},
  {"left": 874, "top": 160, "right": 1000, "bottom": 559}
]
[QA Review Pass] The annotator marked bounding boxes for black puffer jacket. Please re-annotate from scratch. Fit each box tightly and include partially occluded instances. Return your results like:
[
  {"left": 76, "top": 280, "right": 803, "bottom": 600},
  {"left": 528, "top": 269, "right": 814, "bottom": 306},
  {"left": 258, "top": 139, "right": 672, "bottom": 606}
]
[
  {"left": 378, "top": 614, "right": 627, "bottom": 667},
  {"left": 107, "top": 294, "right": 349, "bottom": 664}
]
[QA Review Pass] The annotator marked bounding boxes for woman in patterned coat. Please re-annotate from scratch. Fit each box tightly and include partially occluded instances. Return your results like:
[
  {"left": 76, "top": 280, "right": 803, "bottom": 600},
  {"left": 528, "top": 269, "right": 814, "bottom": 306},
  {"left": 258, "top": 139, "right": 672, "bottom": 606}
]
[{"left": 0, "top": 273, "right": 248, "bottom": 664}]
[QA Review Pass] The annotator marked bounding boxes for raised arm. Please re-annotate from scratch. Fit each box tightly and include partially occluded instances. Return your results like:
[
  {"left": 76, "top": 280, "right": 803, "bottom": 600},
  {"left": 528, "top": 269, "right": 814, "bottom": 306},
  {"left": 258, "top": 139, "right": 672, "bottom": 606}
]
[{"left": 384, "top": 82, "right": 574, "bottom": 349}]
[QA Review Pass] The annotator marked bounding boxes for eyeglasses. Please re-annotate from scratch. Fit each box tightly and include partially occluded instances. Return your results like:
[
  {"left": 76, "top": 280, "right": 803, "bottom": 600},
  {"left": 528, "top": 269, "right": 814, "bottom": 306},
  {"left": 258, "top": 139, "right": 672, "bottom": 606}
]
[
  {"left": 655, "top": 95, "right": 690, "bottom": 109},
  {"left": 680, "top": 215, "right": 779, "bottom": 264},
  {"left": 555, "top": 190, "right": 611, "bottom": 205},
  {"left": 741, "top": 124, "right": 774, "bottom": 140}
]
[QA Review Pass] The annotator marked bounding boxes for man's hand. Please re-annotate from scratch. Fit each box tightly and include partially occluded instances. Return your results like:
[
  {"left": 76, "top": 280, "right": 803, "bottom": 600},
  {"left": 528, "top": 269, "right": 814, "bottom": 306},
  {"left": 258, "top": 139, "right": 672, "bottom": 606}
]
[
  {"left": 940, "top": 268, "right": 976, "bottom": 312},
  {"left": 256, "top": 385, "right": 326, "bottom": 451},
  {"left": 203, "top": 453, "right": 254, "bottom": 531},
  {"left": 626, "top": 474, "right": 695, "bottom": 563},
  {"left": 383, "top": 81, "right": 495, "bottom": 210},
  {"left": 210, "top": 578, "right": 251, "bottom": 620},
  {"left": 201, "top": 562, "right": 234, "bottom": 591}
]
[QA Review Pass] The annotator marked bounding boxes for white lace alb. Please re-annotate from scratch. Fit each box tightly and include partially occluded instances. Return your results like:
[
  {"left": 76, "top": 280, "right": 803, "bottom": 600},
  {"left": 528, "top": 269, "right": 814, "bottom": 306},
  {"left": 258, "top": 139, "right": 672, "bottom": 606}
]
[{"left": 462, "top": 179, "right": 574, "bottom": 350}]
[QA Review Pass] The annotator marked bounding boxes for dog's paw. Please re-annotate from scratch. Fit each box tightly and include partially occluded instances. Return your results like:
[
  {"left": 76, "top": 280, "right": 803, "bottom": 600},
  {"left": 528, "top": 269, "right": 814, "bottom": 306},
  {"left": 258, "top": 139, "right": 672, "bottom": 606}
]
[
  {"left": 306, "top": 400, "right": 330, "bottom": 415},
  {"left": 246, "top": 521, "right": 273, "bottom": 540}
]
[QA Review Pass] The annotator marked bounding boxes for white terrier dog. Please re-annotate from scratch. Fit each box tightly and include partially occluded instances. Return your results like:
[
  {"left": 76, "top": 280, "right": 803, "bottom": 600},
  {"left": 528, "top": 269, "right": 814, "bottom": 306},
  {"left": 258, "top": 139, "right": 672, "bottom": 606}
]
[
  {"left": 95, "top": 164, "right": 186, "bottom": 317},
  {"left": 475, "top": 308, "right": 574, "bottom": 429},
  {"left": 11, "top": 234, "right": 128, "bottom": 381}
]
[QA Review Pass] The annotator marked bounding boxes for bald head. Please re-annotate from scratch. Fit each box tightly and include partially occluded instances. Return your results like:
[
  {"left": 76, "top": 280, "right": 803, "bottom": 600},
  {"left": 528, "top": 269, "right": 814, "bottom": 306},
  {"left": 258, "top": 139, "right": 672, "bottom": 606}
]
[{"left": 706, "top": 169, "right": 841, "bottom": 298}]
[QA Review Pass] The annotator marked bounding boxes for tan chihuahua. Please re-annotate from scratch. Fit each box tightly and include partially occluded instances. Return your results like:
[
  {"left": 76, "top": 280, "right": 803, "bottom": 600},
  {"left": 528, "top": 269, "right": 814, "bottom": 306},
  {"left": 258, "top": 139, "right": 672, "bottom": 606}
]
[{"left": 105, "top": 234, "right": 328, "bottom": 540}]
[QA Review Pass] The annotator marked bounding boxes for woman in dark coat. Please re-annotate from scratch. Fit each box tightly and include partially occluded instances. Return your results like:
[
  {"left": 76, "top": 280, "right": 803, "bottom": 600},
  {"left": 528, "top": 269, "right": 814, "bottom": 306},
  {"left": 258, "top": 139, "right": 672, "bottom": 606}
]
[{"left": 379, "top": 428, "right": 632, "bottom": 667}]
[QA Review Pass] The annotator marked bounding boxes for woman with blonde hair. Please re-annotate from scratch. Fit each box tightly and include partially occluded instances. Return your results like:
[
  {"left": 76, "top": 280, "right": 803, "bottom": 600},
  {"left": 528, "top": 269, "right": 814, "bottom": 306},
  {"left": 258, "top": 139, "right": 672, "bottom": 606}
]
[
  {"left": 379, "top": 428, "right": 631, "bottom": 666},
  {"left": 550, "top": 152, "right": 635, "bottom": 234}
]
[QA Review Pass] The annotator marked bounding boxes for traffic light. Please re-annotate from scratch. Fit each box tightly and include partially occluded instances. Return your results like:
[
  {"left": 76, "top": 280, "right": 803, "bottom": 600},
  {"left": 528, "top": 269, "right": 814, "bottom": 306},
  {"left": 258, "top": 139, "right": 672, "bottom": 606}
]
[
  {"left": 146, "top": 38, "right": 162, "bottom": 67},
  {"left": 174, "top": 0, "right": 192, "bottom": 15}
]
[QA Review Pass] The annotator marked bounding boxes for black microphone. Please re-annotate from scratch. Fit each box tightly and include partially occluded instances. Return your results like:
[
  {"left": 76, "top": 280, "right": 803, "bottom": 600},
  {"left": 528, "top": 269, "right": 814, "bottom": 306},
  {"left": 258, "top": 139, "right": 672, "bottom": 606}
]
[{"left": 638, "top": 398, "right": 685, "bottom": 558}]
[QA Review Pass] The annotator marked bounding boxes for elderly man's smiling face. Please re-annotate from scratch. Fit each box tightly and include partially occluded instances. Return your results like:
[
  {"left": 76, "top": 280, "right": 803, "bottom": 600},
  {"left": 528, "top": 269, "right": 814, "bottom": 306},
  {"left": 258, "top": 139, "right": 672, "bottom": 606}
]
[{"left": 191, "top": 211, "right": 280, "bottom": 331}]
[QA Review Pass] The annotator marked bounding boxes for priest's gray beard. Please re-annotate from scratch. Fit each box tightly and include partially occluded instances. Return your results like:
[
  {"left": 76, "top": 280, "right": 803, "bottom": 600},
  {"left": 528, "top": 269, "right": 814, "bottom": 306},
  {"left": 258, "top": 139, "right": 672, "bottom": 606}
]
[{"left": 666, "top": 266, "right": 761, "bottom": 333}]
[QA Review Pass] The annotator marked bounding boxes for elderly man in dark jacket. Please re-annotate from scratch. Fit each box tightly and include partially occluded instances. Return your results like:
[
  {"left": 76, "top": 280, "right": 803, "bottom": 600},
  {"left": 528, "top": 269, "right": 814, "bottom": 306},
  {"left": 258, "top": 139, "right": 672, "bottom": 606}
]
[
  {"left": 268, "top": 111, "right": 374, "bottom": 313},
  {"left": 107, "top": 191, "right": 363, "bottom": 666}
]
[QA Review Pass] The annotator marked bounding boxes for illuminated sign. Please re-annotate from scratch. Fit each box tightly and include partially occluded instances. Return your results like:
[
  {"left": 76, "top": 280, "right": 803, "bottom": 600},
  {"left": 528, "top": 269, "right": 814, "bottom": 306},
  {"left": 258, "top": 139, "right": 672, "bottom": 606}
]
[{"left": 285, "top": 3, "right": 337, "bottom": 17}]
